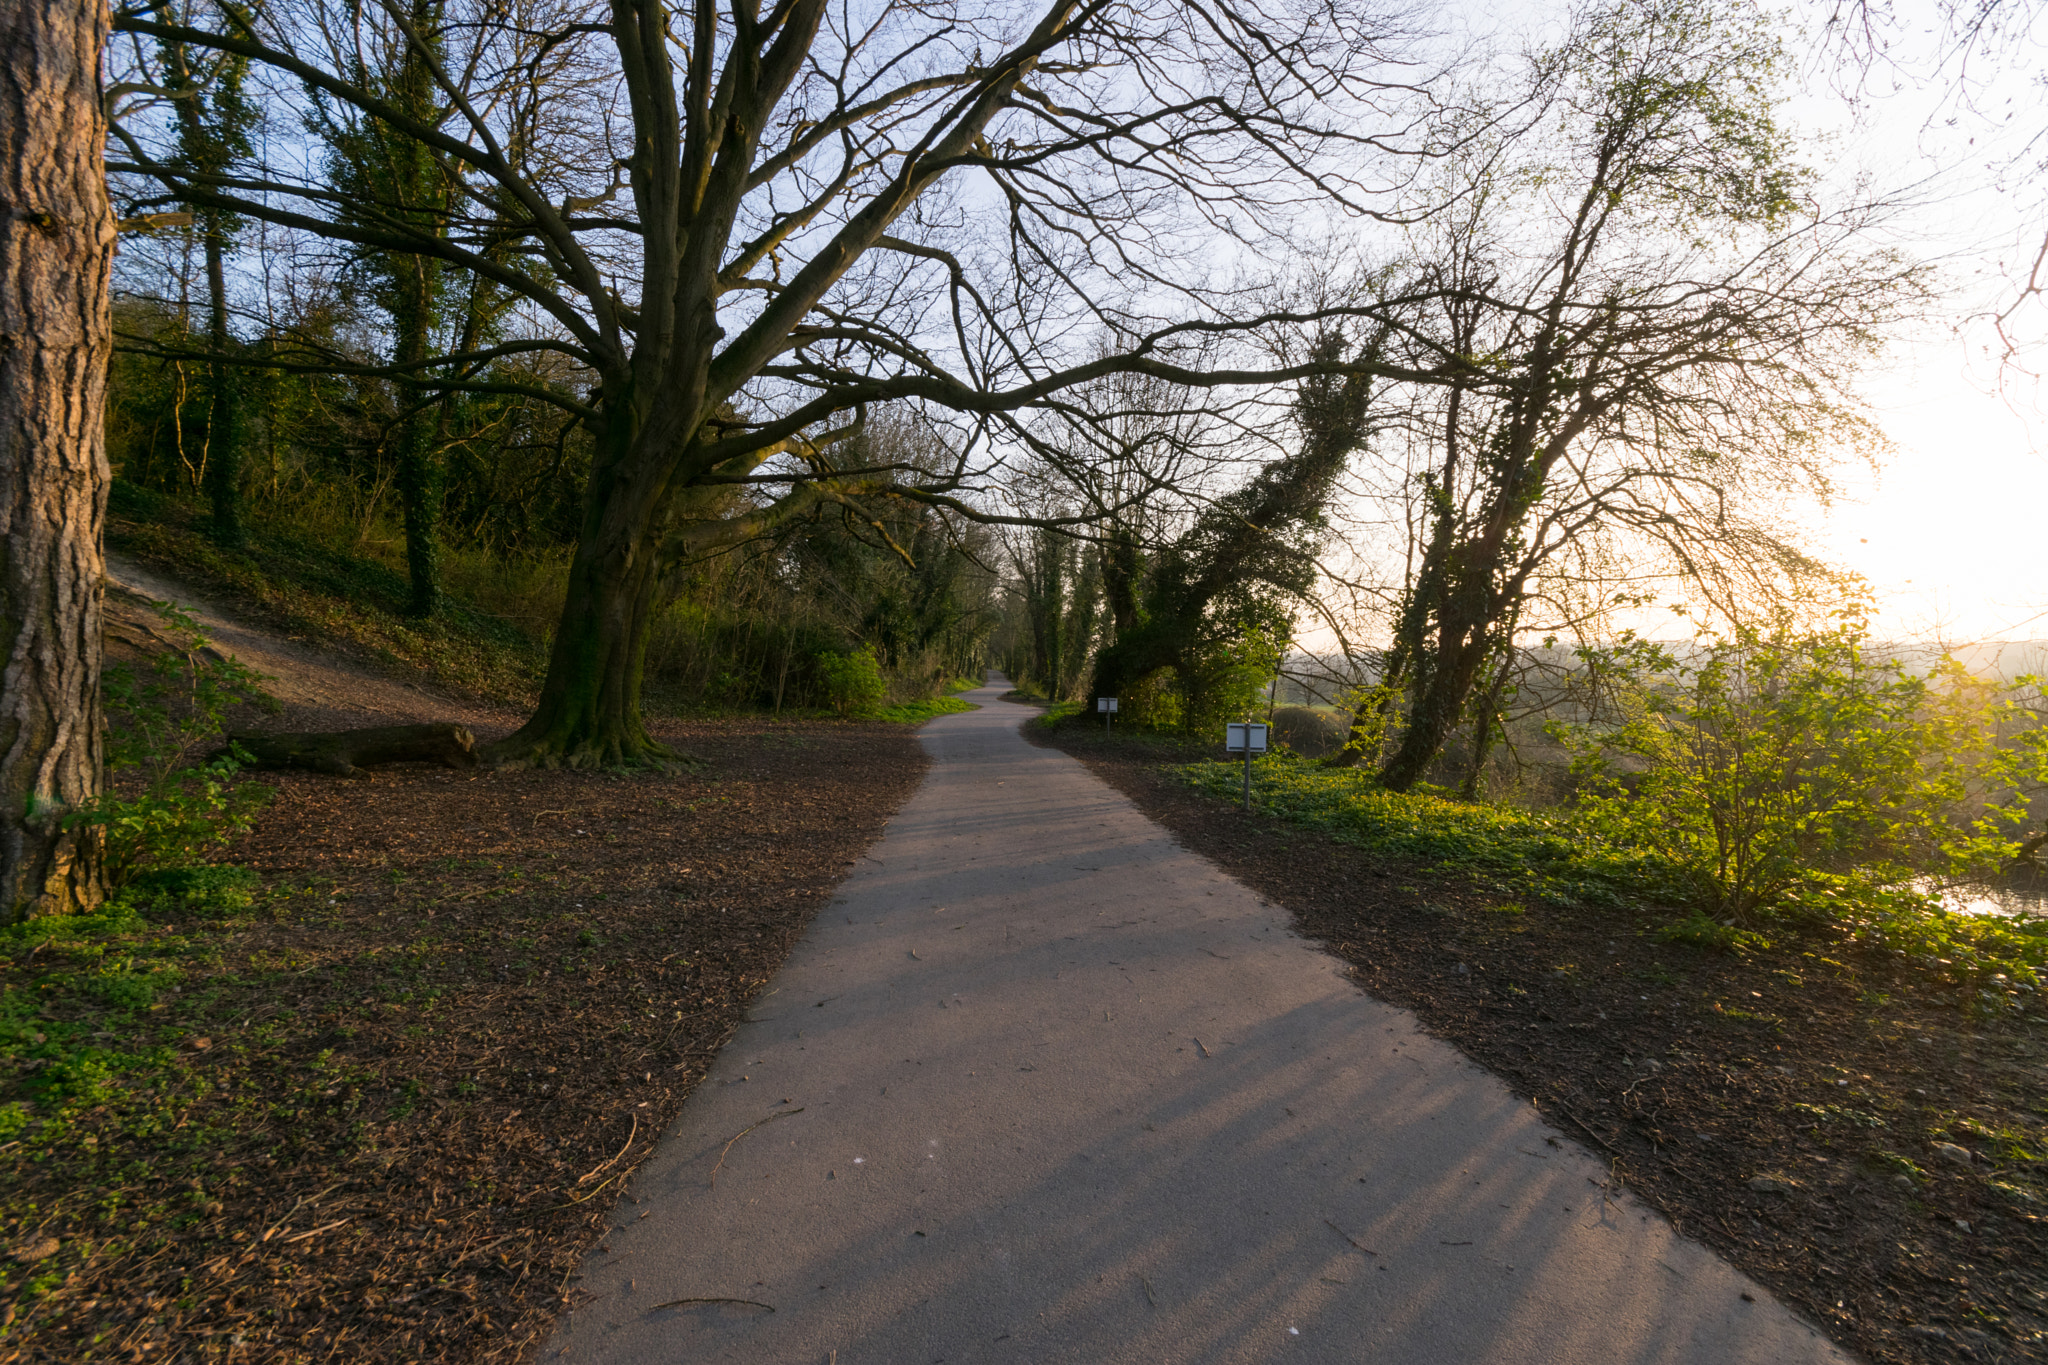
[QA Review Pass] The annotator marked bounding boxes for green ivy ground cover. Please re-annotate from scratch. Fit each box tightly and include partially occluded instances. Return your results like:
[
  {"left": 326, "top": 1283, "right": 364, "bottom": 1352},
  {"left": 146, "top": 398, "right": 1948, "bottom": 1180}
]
[{"left": 1184, "top": 754, "right": 2048, "bottom": 1008}]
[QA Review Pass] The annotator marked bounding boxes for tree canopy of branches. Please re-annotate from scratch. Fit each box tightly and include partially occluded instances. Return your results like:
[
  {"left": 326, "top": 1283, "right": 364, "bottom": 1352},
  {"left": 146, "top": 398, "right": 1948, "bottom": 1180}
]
[
  {"left": 109, "top": 0, "right": 1454, "bottom": 766},
  {"left": 1336, "top": 0, "right": 1921, "bottom": 792}
]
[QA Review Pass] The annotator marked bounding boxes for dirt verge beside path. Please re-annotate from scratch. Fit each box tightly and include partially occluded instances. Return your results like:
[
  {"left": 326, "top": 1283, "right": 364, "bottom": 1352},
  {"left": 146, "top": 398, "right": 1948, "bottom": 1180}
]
[
  {"left": 2, "top": 717, "right": 923, "bottom": 1364},
  {"left": 1040, "top": 727, "right": 2048, "bottom": 1365}
]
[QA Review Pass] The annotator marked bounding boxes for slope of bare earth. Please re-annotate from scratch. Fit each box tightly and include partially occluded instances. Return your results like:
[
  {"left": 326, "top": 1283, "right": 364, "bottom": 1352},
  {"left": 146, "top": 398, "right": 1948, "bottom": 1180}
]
[
  {"left": 1, "top": 566, "right": 925, "bottom": 1364},
  {"left": 105, "top": 552, "right": 518, "bottom": 737}
]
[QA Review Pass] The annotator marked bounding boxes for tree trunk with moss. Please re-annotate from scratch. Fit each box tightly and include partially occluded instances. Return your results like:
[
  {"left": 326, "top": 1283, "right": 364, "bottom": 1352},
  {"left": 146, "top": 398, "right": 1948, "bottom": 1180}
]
[
  {"left": 0, "top": 0, "right": 115, "bottom": 919},
  {"left": 202, "top": 225, "right": 243, "bottom": 547},
  {"left": 393, "top": 256, "right": 442, "bottom": 617}
]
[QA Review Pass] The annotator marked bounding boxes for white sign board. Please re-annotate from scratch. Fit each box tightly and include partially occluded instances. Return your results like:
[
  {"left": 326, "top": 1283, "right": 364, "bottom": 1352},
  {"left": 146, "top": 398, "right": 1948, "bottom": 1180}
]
[
  {"left": 1225, "top": 722, "right": 1269, "bottom": 753},
  {"left": 1096, "top": 697, "right": 1119, "bottom": 713}
]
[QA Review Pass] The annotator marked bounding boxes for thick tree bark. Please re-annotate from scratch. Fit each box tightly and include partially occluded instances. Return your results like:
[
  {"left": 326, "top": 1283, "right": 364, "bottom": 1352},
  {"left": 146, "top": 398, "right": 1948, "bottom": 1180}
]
[
  {"left": 490, "top": 549, "right": 666, "bottom": 767},
  {"left": 485, "top": 420, "right": 674, "bottom": 767},
  {"left": 0, "top": 0, "right": 115, "bottom": 919}
]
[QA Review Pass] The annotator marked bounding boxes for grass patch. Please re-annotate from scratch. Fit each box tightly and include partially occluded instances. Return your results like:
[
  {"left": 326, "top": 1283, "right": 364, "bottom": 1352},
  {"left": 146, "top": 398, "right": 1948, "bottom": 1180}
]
[
  {"left": 878, "top": 696, "right": 979, "bottom": 724},
  {"left": 1184, "top": 753, "right": 1660, "bottom": 909},
  {"left": 1185, "top": 753, "right": 2048, "bottom": 1000}
]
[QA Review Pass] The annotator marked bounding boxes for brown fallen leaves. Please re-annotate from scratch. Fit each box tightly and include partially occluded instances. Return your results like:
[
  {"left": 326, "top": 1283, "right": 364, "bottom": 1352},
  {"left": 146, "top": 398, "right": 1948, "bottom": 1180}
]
[{"left": 0, "top": 717, "right": 921, "bottom": 1364}]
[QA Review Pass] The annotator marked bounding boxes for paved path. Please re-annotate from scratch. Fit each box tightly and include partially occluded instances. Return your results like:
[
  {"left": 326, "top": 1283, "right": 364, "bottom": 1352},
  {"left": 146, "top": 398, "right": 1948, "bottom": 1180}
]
[{"left": 547, "top": 684, "right": 1852, "bottom": 1365}]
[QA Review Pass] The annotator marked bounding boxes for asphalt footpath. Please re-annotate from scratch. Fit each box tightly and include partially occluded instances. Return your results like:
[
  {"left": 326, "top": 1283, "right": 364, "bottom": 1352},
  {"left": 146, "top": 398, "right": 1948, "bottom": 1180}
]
[{"left": 545, "top": 681, "right": 1854, "bottom": 1365}]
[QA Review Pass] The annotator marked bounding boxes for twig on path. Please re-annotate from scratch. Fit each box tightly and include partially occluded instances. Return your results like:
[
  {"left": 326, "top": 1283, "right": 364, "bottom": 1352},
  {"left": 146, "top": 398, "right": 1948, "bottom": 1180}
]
[
  {"left": 1324, "top": 1219, "right": 1377, "bottom": 1255},
  {"left": 282, "top": 1219, "right": 351, "bottom": 1244},
  {"left": 1192, "top": 1037, "right": 1212, "bottom": 1057},
  {"left": 649, "top": 1296, "right": 775, "bottom": 1313},
  {"left": 1558, "top": 1106, "right": 1622, "bottom": 1157},
  {"left": 578, "top": 1113, "right": 639, "bottom": 1186},
  {"left": 259, "top": 1183, "right": 344, "bottom": 1243},
  {"left": 709, "top": 1107, "right": 805, "bottom": 1187}
]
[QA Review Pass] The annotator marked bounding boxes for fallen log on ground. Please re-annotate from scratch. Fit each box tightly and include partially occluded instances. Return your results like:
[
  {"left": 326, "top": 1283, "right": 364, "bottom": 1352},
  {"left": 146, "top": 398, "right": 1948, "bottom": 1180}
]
[{"left": 221, "top": 723, "right": 479, "bottom": 778}]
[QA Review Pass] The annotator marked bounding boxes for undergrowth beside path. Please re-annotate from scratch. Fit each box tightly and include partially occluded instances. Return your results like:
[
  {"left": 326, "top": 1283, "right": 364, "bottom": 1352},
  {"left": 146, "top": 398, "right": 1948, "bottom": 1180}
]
[
  {"left": 1185, "top": 754, "right": 2048, "bottom": 1009},
  {"left": 109, "top": 481, "right": 547, "bottom": 707}
]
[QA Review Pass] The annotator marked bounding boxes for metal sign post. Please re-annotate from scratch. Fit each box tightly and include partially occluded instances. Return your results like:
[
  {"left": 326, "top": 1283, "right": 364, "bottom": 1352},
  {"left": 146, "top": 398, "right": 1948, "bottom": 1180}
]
[
  {"left": 1224, "top": 721, "right": 1269, "bottom": 810},
  {"left": 1096, "top": 696, "right": 1118, "bottom": 736}
]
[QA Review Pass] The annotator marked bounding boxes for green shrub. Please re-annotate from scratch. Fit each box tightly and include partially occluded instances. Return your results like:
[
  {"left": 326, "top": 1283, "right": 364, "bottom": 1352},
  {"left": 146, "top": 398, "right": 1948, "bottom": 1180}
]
[
  {"left": 126, "top": 864, "right": 261, "bottom": 919},
  {"left": 877, "top": 696, "right": 978, "bottom": 724},
  {"left": 67, "top": 602, "right": 275, "bottom": 887},
  {"left": 1654, "top": 910, "right": 1771, "bottom": 954},
  {"left": 78, "top": 959, "right": 184, "bottom": 1010},
  {"left": 815, "top": 646, "right": 888, "bottom": 718},
  {"left": 1181, "top": 733, "right": 2048, "bottom": 996},
  {"left": 1555, "top": 617, "right": 2048, "bottom": 923}
]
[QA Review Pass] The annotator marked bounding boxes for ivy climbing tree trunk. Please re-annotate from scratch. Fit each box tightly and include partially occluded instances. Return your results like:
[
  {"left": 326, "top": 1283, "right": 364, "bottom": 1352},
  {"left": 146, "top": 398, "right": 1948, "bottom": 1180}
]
[
  {"left": 202, "top": 225, "right": 243, "bottom": 547},
  {"left": 393, "top": 255, "right": 442, "bottom": 617},
  {"left": 0, "top": 0, "right": 115, "bottom": 919}
]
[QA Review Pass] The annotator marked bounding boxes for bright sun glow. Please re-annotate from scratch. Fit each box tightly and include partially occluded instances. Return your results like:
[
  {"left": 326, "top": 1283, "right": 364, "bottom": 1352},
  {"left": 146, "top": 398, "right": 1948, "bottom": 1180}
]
[{"left": 1814, "top": 346, "right": 2048, "bottom": 644}]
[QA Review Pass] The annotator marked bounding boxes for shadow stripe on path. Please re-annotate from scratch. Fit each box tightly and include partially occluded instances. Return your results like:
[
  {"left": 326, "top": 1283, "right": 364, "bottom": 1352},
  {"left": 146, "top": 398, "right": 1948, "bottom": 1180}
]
[{"left": 546, "top": 682, "right": 1854, "bottom": 1365}]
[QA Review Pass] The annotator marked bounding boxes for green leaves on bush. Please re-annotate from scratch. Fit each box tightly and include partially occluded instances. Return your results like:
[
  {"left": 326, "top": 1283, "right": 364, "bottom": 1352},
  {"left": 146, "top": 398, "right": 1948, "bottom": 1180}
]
[
  {"left": 1553, "top": 618, "right": 2048, "bottom": 923},
  {"left": 1187, "top": 732, "right": 2048, "bottom": 998},
  {"left": 68, "top": 602, "right": 277, "bottom": 887},
  {"left": 815, "top": 645, "right": 888, "bottom": 718},
  {"left": 125, "top": 864, "right": 262, "bottom": 919}
]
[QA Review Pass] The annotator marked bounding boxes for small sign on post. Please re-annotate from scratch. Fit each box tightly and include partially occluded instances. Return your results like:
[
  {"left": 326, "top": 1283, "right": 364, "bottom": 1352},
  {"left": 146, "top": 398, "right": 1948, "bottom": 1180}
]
[
  {"left": 1225, "top": 721, "right": 1269, "bottom": 811},
  {"left": 1097, "top": 696, "right": 1118, "bottom": 737}
]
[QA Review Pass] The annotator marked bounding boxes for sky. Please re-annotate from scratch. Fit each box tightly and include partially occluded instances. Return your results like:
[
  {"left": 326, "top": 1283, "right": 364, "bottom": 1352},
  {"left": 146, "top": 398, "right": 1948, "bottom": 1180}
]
[
  {"left": 1781, "top": 0, "right": 2048, "bottom": 644},
  {"left": 1817, "top": 335, "right": 2048, "bottom": 644}
]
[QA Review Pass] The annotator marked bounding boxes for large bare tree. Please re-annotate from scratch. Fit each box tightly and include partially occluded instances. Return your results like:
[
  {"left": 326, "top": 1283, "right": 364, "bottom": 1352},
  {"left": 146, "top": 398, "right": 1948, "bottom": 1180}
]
[
  {"left": 112, "top": 0, "right": 1458, "bottom": 766},
  {"left": 0, "top": 0, "right": 116, "bottom": 917},
  {"left": 1333, "top": 0, "right": 1923, "bottom": 791}
]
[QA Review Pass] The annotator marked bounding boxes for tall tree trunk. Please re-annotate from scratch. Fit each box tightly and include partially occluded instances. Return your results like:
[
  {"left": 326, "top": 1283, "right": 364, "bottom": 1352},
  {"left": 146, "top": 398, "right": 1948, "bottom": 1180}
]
[
  {"left": 1459, "top": 627, "right": 1516, "bottom": 800},
  {"left": 1378, "top": 609, "right": 1494, "bottom": 792},
  {"left": 484, "top": 412, "right": 675, "bottom": 768},
  {"left": 0, "top": 0, "right": 114, "bottom": 918},
  {"left": 491, "top": 542, "right": 664, "bottom": 767},
  {"left": 1101, "top": 528, "right": 1140, "bottom": 636},
  {"left": 394, "top": 258, "right": 441, "bottom": 617},
  {"left": 202, "top": 224, "right": 243, "bottom": 547},
  {"left": 389, "top": 4, "right": 446, "bottom": 619}
]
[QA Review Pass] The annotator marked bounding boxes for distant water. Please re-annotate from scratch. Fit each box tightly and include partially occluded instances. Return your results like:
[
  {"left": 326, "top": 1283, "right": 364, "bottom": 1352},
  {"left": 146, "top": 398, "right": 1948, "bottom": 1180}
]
[{"left": 1917, "top": 878, "right": 2048, "bottom": 921}]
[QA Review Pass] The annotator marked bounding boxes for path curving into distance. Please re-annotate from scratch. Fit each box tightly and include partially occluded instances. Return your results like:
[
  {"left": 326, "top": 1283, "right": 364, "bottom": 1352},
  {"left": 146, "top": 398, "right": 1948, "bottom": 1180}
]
[{"left": 547, "top": 681, "right": 1853, "bottom": 1365}]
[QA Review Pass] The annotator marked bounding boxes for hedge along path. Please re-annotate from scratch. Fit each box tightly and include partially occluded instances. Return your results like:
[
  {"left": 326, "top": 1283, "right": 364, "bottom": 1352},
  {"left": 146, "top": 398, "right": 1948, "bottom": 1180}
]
[{"left": 548, "top": 680, "right": 1854, "bottom": 1365}]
